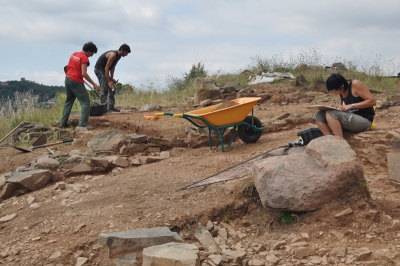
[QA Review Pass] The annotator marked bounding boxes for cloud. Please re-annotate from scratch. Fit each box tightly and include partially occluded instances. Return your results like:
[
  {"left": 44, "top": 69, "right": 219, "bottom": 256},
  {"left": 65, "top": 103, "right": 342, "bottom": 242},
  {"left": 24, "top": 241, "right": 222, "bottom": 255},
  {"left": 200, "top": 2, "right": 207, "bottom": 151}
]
[{"left": 1, "top": 0, "right": 400, "bottom": 86}]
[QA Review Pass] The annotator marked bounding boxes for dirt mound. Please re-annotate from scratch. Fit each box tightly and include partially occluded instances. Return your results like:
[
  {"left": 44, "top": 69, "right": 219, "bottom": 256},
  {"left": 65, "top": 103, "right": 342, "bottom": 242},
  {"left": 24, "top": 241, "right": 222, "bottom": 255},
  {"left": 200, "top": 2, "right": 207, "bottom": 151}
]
[{"left": 213, "top": 100, "right": 239, "bottom": 111}]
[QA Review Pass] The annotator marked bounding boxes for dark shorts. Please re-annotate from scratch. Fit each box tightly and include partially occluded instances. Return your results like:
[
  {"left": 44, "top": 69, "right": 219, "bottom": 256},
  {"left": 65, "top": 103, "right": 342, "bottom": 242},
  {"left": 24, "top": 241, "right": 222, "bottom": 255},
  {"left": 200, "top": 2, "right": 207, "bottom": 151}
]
[{"left": 313, "top": 110, "right": 371, "bottom": 132}]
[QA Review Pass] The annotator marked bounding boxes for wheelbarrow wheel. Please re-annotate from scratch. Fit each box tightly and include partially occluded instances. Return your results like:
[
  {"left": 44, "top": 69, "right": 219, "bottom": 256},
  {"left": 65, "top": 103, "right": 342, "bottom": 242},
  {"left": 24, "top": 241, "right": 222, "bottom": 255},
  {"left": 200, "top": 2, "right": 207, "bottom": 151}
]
[{"left": 238, "top": 116, "right": 262, "bottom": 143}]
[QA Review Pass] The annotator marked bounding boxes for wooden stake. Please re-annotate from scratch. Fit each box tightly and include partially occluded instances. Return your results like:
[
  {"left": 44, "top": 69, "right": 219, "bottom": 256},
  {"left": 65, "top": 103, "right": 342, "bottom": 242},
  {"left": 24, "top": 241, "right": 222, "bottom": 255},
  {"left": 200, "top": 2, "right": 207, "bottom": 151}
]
[{"left": 0, "top": 122, "right": 23, "bottom": 145}]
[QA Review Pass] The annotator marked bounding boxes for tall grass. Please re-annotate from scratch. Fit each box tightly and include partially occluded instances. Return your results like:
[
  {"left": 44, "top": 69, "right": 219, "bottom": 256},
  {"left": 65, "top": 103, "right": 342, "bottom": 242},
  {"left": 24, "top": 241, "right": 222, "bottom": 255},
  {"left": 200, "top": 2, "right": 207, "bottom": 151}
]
[
  {"left": 246, "top": 48, "right": 400, "bottom": 93},
  {"left": 116, "top": 81, "right": 196, "bottom": 107},
  {"left": 0, "top": 91, "right": 80, "bottom": 140}
]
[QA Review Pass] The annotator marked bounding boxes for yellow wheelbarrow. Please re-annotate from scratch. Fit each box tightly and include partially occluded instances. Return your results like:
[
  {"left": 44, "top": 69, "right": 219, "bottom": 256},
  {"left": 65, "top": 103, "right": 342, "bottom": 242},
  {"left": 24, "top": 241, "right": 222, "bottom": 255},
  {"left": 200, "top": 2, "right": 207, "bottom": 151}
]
[{"left": 156, "top": 97, "right": 264, "bottom": 151}]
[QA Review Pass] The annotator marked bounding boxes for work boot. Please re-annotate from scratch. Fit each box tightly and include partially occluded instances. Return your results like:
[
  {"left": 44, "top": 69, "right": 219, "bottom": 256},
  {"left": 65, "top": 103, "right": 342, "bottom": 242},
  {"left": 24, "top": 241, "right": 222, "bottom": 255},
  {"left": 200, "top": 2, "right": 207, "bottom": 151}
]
[{"left": 107, "top": 107, "right": 120, "bottom": 112}]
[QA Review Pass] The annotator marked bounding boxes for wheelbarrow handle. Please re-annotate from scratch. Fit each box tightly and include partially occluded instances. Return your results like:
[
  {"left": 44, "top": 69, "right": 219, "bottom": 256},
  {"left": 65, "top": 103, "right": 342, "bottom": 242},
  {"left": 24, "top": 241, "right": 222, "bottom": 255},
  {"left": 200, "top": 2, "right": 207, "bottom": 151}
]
[
  {"left": 173, "top": 113, "right": 183, "bottom": 118},
  {"left": 154, "top": 112, "right": 165, "bottom": 116}
]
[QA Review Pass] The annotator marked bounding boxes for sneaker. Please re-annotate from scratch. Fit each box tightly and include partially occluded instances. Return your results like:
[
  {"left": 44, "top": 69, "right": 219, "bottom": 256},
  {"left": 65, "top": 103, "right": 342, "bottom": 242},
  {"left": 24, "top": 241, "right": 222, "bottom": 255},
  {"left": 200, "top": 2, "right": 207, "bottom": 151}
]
[{"left": 107, "top": 107, "right": 120, "bottom": 112}]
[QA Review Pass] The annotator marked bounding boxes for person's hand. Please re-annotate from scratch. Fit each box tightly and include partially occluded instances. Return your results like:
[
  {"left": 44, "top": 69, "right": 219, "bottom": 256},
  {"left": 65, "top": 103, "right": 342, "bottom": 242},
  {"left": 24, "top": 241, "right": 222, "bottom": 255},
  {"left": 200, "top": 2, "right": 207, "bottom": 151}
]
[
  {"left": 94, "top": 84, "right": 101, "bottom": 91},
  {"left": 112, "top": 78, "right": 118, "bottom": 83},
  {"left": 108, "top": 81, "right": 114, "bottom": 89},
  {"left": 340, "top": 104, "right": 350, "bottom": 111}
]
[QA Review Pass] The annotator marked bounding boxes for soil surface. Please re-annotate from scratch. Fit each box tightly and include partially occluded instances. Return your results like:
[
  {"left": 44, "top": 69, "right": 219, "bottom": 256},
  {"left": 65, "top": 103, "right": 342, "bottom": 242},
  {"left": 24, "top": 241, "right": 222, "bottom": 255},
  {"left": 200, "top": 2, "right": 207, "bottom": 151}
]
[{"left": 1, "top": 81, "right": 400, "bottom": 265}]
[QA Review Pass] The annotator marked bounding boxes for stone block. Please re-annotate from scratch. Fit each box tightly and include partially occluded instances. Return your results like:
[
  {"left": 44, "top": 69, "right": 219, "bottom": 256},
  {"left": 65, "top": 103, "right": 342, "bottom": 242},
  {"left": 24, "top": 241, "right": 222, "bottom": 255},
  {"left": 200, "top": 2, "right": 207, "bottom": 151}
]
[
  {"left": 98, "top": 227, "right": 183, "bottom": 259},
  {"left": 388, "top": 150, "right": 400, "bottom": 182},
  {"left": 142, "top": 243, "right": 199, "bottom": 266}
]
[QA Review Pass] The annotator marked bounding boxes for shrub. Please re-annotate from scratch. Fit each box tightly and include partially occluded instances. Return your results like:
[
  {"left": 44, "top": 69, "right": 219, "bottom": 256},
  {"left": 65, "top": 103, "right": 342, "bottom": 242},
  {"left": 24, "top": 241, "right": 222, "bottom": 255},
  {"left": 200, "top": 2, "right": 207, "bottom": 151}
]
[{"left": 184, "top": 62, "right": 208, "bottom": 83}]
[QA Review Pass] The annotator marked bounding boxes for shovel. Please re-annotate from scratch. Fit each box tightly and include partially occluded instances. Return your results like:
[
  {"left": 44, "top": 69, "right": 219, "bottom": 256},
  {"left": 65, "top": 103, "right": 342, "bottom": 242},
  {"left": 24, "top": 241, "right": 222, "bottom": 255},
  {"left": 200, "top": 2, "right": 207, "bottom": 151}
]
[
  {"left": 84, "top": 80, "right": 101, "bottom": 98},
  {"left": 12, "top": 139, "right": 73, "bottom": 153}
]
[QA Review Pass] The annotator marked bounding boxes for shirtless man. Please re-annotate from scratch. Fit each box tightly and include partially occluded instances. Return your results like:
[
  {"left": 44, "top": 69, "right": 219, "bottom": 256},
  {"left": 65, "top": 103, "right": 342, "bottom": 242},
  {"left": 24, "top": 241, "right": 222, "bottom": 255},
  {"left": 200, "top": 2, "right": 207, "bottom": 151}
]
[{"left": 94, "top": 44, "right": 131, "bottom": 112}]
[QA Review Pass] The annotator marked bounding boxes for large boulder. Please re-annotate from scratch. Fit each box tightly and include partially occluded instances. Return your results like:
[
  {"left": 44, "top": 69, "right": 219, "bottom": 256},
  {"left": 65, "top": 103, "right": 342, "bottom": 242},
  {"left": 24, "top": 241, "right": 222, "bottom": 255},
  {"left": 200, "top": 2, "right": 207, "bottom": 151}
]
[{"left": 252, "top": 136, "right": 367, "bottom": 211}]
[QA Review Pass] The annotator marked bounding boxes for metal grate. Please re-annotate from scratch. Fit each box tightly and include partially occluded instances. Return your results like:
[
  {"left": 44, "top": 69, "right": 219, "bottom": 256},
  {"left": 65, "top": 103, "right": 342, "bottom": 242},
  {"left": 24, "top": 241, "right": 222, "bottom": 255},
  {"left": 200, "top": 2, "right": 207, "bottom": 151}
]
[{"left": 176, "top": 146, "right": 290, "bottom": 191}]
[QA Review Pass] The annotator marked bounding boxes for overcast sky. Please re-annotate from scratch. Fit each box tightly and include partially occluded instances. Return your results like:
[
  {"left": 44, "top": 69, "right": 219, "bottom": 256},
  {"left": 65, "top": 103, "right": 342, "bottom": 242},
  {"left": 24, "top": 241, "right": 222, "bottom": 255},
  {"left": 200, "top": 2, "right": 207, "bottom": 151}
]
[{"left": 1, "top": 0, "right": 400, "bottom": 88}]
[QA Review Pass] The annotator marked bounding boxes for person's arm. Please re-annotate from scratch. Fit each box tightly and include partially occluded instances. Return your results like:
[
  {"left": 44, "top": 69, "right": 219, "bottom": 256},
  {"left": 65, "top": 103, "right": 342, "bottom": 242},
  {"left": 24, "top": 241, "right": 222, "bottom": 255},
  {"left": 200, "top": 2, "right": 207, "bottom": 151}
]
[
  {"left": 342, "top": 80, "right": 376, "bottom": 111},
  {"left": 81, "top": 63, "right": 101, "bottom": 91},
  {"left": 110, "top": 68, "right": 117, "bottom": 83},
  {"left": 104, "top": 52, "right": 116, "bottom": 88}
]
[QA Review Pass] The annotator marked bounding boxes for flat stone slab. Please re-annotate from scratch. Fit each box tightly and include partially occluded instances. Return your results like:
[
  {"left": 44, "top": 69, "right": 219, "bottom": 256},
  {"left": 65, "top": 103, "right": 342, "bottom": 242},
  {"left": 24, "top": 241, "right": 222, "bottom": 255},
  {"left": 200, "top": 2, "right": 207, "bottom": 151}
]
[
  {"left": 7, "top": 169, "right": 51, "bottom": 191},
  {"left": 99, "top": 227, "right": 183, "bottom": 259},
  {"left": 142, "top": 242, "right": 199, "bottom": 266},
  {"left": 0, "top": 213, "right": 17, "bottom": 222},
  {"left": 388, "top": 154, "right": 400, "bottom": 181}
]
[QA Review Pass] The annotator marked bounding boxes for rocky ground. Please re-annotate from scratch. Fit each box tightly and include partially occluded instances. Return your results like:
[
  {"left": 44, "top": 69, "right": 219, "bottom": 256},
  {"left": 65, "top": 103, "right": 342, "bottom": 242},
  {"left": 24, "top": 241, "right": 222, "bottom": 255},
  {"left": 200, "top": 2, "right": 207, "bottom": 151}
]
[{"left": 1, "top": 80, "right": 400, "bottom": 265}]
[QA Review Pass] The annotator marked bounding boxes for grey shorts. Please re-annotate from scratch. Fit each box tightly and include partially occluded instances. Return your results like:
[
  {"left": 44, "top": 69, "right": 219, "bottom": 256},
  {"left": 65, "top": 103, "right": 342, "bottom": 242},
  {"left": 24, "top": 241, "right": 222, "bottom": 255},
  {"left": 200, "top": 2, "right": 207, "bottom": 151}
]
[{"left": 313, "top": 110, "right": 371, "bottom": 133}]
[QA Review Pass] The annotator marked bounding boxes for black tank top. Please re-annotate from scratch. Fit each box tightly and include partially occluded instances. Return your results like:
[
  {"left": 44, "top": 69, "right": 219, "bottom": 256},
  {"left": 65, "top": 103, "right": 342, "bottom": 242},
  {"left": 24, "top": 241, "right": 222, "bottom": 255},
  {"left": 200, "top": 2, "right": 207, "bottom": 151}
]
[
  {"left": 95, "top": 50, "right": 121, "bottom": 71},
  {"left": 341, "top": 80, "right": 375, "bottom": 122}
]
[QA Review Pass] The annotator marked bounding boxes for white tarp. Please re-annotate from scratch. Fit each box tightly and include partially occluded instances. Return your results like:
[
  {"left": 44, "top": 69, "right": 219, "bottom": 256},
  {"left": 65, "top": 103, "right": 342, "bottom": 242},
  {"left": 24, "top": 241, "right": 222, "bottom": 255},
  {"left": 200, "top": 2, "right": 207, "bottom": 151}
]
[{"left": 247, "top": 72, "right": 296, "bottom": 86}]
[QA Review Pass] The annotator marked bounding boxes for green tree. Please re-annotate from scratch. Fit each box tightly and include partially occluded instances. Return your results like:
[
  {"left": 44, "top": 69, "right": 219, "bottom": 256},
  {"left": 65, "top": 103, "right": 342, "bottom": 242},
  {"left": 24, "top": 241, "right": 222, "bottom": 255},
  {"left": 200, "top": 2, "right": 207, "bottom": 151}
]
[
  {"left": 0, "top": 80, "right": 64, "bottom": 102},
  {"left": 184, "top": 62, "right": 207, "bottom": 83}
]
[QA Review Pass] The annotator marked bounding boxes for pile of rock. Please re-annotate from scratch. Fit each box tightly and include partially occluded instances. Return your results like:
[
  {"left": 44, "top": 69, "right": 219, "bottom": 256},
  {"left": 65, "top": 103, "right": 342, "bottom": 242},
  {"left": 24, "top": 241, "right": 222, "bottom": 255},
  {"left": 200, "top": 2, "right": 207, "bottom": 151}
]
[
  {"left": 0, "top": 129, "right": 189, "bottom": 201},
  {"left": 94, "top": 214, "right": 400, "bottom": 265}
]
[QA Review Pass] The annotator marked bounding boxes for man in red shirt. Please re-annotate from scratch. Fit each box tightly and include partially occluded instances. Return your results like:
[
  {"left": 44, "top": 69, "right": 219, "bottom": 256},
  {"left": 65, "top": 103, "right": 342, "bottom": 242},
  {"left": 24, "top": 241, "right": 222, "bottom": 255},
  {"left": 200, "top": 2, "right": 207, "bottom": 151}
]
[{"left": 60, "top": 42, "right": 101, "bottom": 130}]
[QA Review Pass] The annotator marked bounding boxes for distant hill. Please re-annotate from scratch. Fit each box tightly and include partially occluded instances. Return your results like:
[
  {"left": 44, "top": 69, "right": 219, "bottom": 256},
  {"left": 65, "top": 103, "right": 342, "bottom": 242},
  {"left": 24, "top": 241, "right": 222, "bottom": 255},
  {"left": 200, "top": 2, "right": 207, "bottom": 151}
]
[{"left": 0, "top": 80, "right": 65, "bottom": 102}]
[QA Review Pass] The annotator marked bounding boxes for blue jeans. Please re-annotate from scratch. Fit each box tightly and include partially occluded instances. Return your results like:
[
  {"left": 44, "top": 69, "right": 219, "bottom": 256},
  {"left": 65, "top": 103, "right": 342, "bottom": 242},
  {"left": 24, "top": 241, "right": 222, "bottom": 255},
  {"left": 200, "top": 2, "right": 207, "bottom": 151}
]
[{"left": 94, "top": 69, "right": 115, "bottom": 110}]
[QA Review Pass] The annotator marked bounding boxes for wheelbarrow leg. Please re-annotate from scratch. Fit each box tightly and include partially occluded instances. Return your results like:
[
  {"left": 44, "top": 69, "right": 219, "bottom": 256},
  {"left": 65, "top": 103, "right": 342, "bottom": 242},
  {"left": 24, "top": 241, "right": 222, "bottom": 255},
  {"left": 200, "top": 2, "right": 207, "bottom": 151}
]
[
  {"left": 207, "top": 125, "right": 238, "bottom": 152},
  {"left": 226, "top": 126, "right": 238, "bottom": 151},
  {"left": 208, "top": 128, "right": 226, "bottom": 151},
  {"left": 207, "top": 128, "right": 213, "bottom": 150},
  {"left": 214, "top": 128, "right": 226, "bottom": 152}
]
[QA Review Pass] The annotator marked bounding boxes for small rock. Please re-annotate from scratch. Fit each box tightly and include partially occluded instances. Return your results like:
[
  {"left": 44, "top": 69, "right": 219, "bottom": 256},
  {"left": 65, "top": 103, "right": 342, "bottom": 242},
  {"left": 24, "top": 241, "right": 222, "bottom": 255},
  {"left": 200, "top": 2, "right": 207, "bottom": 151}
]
[
  {"left": 76, "top": 257, "right": 89, "bottom": 266},
  {"left": 74, "top": 224, "right": 86, "bottom": 233},
  {"left": 0, "top": 213, "right": 16, "bottom": 222},
  {"left": 272, "top": 240, "right": 286, "bottom": 250},
  {"left": 206, "top": 220, "right": 214, "bottom": 231},
  {"left": 300, "top": 232, "right": 310, "bottom": 240},
  {"left": 334, "top": 208, "right": 353, "bottom": 217},
  {"left": 26, "top": 196, "right": 35, "bottom": 205},
  {"left": 30, "top": 203, "right": 40, "bottom": 209},
  {"left": 49, "top": 251, "right": 62, "bottom": 260},
  {"left": 251, "top": 258, "right": 265, "bottom": 266}
]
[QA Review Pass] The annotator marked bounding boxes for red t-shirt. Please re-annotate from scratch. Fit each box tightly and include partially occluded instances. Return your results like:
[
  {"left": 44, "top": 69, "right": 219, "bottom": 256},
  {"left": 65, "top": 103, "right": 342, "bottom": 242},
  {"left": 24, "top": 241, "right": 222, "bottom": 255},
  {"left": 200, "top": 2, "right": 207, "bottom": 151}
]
[{"left": 66, "top": 52, "right": 90, "bottom": 83}]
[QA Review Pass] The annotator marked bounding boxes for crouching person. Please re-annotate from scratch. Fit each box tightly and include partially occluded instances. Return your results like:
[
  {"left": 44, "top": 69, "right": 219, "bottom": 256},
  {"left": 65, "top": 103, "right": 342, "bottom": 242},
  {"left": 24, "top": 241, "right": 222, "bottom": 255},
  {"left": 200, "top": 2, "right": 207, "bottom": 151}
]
[{"left": 314, "top": 73, "right": 376, "bottom": 138}]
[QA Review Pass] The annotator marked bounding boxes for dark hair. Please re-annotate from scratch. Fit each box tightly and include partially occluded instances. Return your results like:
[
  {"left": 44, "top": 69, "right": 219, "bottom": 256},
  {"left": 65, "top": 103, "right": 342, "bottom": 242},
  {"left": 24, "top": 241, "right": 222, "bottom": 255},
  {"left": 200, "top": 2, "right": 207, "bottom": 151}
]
[
  {"left": 326, "top": 73, "right": 348, "bottom": 92},
  {"left": 119, "top": 43, "right": 131, "bottom": 53},
  {"left": 82, "top": 42, "right": 98, "bottom": 53}
]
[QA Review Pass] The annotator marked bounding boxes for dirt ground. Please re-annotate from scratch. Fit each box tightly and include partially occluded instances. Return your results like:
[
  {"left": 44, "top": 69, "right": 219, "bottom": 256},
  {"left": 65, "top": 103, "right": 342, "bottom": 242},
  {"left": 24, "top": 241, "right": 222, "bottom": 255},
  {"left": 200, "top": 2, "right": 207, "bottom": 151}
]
[{"left": 1, "top": 81, "right": 400, "bottom": 265}]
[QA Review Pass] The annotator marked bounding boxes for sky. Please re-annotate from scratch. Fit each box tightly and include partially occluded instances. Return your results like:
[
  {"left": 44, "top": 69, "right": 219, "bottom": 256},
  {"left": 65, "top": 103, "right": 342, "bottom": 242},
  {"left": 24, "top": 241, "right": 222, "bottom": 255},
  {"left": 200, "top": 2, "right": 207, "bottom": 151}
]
[{"left": 1, "top": 0, "right": 400, "bottom": 88}]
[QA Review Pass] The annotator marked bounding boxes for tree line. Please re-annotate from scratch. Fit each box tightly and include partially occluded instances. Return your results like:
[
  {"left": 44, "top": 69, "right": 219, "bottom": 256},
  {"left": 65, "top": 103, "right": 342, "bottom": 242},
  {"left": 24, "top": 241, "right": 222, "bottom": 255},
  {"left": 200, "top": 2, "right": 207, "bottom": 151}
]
[{"left": 0, "top": 80, "right": 65, "bottom": 102}]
